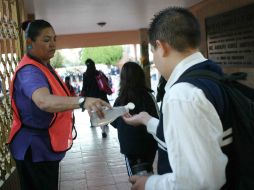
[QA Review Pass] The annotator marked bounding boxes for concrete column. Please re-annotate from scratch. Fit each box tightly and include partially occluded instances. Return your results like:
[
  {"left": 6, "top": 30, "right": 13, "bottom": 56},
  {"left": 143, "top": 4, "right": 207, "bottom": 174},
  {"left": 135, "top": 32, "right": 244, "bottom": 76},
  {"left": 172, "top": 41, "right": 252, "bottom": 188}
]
[
  {"left": 134, "top": 44, "right": 138, "bottom": 62},
  {"left": 139, "top": 28, "right": 151, "bottom": 88}
]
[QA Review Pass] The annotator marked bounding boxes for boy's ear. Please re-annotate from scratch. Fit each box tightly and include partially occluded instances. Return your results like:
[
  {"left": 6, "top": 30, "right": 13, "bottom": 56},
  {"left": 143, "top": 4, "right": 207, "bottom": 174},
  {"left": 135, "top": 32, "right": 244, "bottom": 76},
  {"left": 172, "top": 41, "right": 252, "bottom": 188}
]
[{"left": 155, "top": 40, "right": 170, "bottom": 57}]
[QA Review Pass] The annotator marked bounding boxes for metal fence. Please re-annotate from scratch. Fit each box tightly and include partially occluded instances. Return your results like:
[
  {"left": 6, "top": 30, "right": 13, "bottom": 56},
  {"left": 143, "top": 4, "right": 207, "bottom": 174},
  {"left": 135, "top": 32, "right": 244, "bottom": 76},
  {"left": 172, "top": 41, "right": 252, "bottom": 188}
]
[{"left": 0, "top": 0, "right": 24, "bottom": 187}]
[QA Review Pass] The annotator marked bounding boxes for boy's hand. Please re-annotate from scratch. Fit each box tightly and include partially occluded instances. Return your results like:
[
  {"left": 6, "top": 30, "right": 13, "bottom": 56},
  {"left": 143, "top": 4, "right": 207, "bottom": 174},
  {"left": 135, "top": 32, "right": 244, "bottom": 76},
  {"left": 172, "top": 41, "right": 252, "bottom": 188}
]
[
  {"left": 129, "top": 175, "right": 148, "bottom": 190},
  {"left": 123, "top": 111, "right": 151, "bottom": 126}
]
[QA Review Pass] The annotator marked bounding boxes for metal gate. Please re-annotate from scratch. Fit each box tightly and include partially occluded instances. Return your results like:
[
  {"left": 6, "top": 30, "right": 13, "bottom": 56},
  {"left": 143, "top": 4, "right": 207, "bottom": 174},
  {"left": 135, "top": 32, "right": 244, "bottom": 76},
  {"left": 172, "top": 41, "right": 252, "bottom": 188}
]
[{"left": 0, "top": 0, "right": 24, "bottom": 187}]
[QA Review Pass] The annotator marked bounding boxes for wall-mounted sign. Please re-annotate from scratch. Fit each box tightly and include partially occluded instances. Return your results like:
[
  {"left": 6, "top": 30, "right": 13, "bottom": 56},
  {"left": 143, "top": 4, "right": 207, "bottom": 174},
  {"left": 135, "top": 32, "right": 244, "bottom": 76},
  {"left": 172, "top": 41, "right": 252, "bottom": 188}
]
[{"left": 205, "top": 4, "right": 254, "bottom": 67}]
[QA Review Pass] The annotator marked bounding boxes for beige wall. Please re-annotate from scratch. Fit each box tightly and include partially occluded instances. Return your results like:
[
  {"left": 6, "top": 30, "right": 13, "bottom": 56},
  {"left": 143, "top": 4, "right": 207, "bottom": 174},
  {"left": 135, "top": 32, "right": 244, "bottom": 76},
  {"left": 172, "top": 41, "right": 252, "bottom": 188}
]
[
  {"left": 190, "top": 0, "right": 254, "bottom": 87},
  {"left": 56, "top": 30, "right": 140, "bottom": 49},
  {"left": 56, "top": 0, "right": 254, "bottom": 86}
]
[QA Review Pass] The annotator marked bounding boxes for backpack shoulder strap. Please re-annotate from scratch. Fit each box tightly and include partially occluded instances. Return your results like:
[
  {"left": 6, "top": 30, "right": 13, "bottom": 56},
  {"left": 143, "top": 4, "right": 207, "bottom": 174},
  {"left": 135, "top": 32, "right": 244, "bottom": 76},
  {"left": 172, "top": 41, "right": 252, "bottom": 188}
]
[
  {"left": 181, "top": 69, "right": 247, "bottom": 83},
  {"left": 175, "top": 69, "right": 226, "bottom": 118}
]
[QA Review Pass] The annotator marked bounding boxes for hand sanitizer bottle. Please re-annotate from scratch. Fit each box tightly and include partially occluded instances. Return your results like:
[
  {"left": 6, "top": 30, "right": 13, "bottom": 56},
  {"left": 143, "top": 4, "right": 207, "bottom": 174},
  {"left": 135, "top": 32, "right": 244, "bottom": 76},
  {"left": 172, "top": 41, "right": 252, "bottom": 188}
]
[{"left": 90, "top": 102, "right": 135, "bottom": 127}]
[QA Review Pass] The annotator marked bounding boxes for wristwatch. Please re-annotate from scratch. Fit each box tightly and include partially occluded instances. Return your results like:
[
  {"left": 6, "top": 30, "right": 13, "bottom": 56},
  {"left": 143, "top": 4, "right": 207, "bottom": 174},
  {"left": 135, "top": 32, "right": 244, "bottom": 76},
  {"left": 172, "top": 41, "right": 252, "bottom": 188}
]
[{"left": 78, "top": 97, "right": 85, "bottom": 112}]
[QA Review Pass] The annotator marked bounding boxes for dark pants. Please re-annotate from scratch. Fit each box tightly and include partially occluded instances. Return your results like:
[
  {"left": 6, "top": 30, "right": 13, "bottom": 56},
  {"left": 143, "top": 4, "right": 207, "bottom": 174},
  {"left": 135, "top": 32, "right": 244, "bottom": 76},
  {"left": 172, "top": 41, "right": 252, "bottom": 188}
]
[
  {"left": 125, "top": 153, "right": 155, "bottom": 176},
  {"left": 15, "top": 148, "right": 60, "bottom": 190}
]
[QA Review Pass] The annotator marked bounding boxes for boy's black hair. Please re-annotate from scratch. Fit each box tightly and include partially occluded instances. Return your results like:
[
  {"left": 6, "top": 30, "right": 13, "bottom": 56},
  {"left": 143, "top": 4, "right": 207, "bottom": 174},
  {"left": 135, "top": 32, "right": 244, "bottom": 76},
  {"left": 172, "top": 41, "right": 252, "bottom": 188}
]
[{"left": 149, "top": 7, "right": 201, "bottom": 52}]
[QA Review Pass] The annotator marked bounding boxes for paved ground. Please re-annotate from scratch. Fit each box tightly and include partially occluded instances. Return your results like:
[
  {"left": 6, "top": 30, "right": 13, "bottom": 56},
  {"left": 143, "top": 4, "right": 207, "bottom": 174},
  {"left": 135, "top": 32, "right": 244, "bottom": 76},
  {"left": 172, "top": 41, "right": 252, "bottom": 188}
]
[{"left": 59, "top": 108, "right": 132, "bottom": 190}]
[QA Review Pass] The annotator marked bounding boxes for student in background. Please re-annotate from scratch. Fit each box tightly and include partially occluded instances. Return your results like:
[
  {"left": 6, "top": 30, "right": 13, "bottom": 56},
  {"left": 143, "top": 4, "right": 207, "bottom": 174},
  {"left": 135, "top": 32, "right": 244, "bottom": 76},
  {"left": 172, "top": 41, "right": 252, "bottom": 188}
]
[
  {"left": 81, "top": 58, "right": 110, "bottom": 138},
  {"left": 111, "top": 61, "right": 159, "bottom": 176},
  {"left": 65, "top": 76, "right": 76, "bottom": 96},
  {"left": 156, "top": 76, "right": 167, "bottom": 103}
]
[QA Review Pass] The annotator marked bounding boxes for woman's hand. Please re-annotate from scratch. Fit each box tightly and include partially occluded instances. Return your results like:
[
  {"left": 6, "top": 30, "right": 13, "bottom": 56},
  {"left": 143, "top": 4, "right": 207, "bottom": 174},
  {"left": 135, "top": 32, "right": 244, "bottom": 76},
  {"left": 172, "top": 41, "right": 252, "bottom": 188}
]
[
  {"left": 84, "top": 97, "right": 111, "bottom": 118},
  {"left": 123, "top": 111, "right": 152, "bottom": 126}
]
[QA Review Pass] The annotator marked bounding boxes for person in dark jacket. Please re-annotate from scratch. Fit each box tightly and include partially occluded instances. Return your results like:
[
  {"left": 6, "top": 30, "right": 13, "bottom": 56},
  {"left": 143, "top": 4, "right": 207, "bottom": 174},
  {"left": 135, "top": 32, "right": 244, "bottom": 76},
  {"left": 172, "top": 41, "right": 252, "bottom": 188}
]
[
  {"left": 65, "top": 76, "right": 76, "bottom": 96},
  {"left": 156, "top": 76, "right": 167, "bottom": 102},
  {"left": 111, "top": 61, "right": 159, "bottom": 176},
  {"left": 81, "top": 58, "right": 110, "bottom": 138}
]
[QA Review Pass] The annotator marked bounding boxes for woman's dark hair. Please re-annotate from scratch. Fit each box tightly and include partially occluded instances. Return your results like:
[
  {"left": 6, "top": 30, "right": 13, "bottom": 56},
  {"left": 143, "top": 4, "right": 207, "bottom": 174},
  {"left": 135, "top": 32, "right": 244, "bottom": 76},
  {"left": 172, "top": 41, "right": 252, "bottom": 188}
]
[
  {"left": 118, "top": 62, "right": 148, "bottom": 104},
  {"left": 85, "top": 58, "right": 96, "bottom": 76},
  {"left": 21, "top": 19, "right": 52, "bottom": 41}
]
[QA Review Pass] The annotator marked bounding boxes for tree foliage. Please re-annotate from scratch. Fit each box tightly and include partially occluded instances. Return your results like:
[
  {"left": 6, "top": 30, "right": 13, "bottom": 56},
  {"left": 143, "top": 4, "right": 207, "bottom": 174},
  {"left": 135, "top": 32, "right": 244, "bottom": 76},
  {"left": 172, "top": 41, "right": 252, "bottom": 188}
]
[
  {"left": 50, "top": 50, "right": 65, "bottom": 68},
  {"left": 80, "top": 45, "right": 123, "bottom": 65},
  {"left": 51, "top": 50, "right": 64, "bottom": 68}
]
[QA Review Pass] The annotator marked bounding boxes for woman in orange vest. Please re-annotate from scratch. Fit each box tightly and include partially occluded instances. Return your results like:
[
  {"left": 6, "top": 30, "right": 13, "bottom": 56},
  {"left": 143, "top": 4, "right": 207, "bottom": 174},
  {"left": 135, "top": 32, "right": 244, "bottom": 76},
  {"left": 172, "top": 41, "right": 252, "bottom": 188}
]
[{"left": 8, "top": 19, "right": 110, "bottom": 190}]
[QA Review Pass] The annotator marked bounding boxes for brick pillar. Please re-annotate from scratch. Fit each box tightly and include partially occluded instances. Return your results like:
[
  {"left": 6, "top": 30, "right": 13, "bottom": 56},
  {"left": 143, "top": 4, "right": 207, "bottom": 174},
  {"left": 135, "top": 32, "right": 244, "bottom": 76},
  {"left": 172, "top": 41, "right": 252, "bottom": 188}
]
[{"left": 139, "top": 28, "right": 151, "bottom": 88}]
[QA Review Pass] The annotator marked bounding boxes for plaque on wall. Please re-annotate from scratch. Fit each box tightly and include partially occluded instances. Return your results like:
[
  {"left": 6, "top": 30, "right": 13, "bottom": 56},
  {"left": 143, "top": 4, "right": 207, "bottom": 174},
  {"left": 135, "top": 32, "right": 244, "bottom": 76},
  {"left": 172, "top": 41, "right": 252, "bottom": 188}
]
[{"left": 205, "top": 4, "right": 254, "bottom": 67}]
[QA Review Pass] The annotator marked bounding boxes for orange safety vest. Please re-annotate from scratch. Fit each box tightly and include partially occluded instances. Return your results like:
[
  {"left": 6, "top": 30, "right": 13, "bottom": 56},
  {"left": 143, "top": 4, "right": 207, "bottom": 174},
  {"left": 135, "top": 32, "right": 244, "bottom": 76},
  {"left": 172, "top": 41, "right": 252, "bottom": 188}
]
[{"left": 8, "top": 54, "right": 74, "bottom": 152}]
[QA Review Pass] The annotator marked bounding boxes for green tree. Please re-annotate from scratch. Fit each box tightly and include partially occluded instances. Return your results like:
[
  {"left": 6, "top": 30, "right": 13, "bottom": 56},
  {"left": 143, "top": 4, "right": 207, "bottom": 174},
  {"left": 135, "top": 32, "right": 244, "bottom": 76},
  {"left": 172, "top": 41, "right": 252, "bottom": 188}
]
[
  {"left": 50, "top": 51, "right": 64, "bottom": 68},
  {"left": 80, "top": 45, "right": 123, "bottom": 66}
]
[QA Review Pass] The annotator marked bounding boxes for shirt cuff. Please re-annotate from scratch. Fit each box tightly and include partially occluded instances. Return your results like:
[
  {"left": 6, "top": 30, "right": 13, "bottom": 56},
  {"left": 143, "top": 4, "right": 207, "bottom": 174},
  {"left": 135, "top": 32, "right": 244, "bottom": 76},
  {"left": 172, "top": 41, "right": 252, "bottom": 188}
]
[
  {"left": 145, "top": 175, "right": 161, "bottom": 190},
  {"left": 146, "top": 117, "right": 159, "bottom": 136}
]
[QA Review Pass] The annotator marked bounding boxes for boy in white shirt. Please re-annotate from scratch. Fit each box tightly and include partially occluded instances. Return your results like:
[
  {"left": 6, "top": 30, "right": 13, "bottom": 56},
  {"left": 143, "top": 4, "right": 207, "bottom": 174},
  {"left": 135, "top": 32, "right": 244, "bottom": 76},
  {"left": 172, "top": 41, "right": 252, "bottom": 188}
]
[{"left": 124, "top": 7, "right": 229, "bottom": 190}]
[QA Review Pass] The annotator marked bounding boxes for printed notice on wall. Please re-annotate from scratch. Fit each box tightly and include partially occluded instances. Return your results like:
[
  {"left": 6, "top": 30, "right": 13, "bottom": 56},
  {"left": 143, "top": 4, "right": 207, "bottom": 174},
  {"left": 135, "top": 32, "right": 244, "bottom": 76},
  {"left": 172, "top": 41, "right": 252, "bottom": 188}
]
[{"left": 205, "top": 4, "right": 254, "bottom": 67}]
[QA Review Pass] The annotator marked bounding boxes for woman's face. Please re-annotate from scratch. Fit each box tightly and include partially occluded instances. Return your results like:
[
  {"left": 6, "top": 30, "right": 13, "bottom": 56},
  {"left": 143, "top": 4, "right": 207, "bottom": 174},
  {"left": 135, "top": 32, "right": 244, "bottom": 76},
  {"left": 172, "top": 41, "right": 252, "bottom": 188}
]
[{"left": 30, "top": 27, "right": 56, "bottom": 63}]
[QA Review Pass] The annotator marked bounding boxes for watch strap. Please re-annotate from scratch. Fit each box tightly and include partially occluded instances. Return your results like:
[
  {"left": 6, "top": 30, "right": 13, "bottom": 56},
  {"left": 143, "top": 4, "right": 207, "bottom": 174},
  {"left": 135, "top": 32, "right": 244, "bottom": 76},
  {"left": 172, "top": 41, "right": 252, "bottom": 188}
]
[{"left": 79, "top": 97, "right": 86, "bottom": 112}]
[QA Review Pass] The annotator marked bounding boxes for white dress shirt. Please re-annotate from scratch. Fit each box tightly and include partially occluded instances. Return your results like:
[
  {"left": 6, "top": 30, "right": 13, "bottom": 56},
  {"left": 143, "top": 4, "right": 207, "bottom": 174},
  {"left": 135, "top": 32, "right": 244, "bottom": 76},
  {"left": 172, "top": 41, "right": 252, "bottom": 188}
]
[{"left": 145, "top": 52, "right": 228, "bottom": 190}]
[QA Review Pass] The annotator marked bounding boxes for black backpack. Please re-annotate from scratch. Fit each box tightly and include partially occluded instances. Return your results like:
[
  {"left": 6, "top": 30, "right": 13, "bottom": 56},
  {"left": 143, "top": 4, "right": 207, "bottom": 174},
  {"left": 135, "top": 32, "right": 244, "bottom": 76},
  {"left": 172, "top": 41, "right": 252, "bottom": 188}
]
[{"left": 176, "top": 69, "right": 254, "bottom": 190}]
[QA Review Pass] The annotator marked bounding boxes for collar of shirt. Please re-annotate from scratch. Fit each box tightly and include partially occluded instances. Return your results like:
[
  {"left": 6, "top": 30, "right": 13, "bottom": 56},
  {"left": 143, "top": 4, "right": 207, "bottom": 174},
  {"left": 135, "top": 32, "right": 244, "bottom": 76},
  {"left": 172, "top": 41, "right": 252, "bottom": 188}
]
[{"left": 165, "top": 52, "right": 207, "bottom": 91}]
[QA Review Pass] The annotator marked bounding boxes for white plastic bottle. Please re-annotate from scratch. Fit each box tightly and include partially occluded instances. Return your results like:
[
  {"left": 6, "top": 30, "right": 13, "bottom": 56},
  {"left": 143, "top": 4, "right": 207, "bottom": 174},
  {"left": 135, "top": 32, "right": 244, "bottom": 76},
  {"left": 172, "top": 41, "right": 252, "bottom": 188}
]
[{"left": 90, "top": 102, "right": 135, "bottom": 127}]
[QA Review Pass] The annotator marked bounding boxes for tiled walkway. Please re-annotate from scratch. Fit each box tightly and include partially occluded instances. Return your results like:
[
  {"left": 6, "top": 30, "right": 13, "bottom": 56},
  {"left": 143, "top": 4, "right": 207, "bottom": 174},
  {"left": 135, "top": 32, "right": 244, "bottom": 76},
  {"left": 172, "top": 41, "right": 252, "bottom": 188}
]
[{"left": 59, "top": 109, "right": 132, "bottom": 190}]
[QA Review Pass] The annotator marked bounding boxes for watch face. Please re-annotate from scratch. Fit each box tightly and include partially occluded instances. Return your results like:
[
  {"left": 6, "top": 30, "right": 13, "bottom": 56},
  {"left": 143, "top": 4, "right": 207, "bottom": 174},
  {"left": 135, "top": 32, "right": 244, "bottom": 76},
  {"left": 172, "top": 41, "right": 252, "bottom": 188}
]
[{"left": 79, "top": 97, "right": 84, "bottom": 104}]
